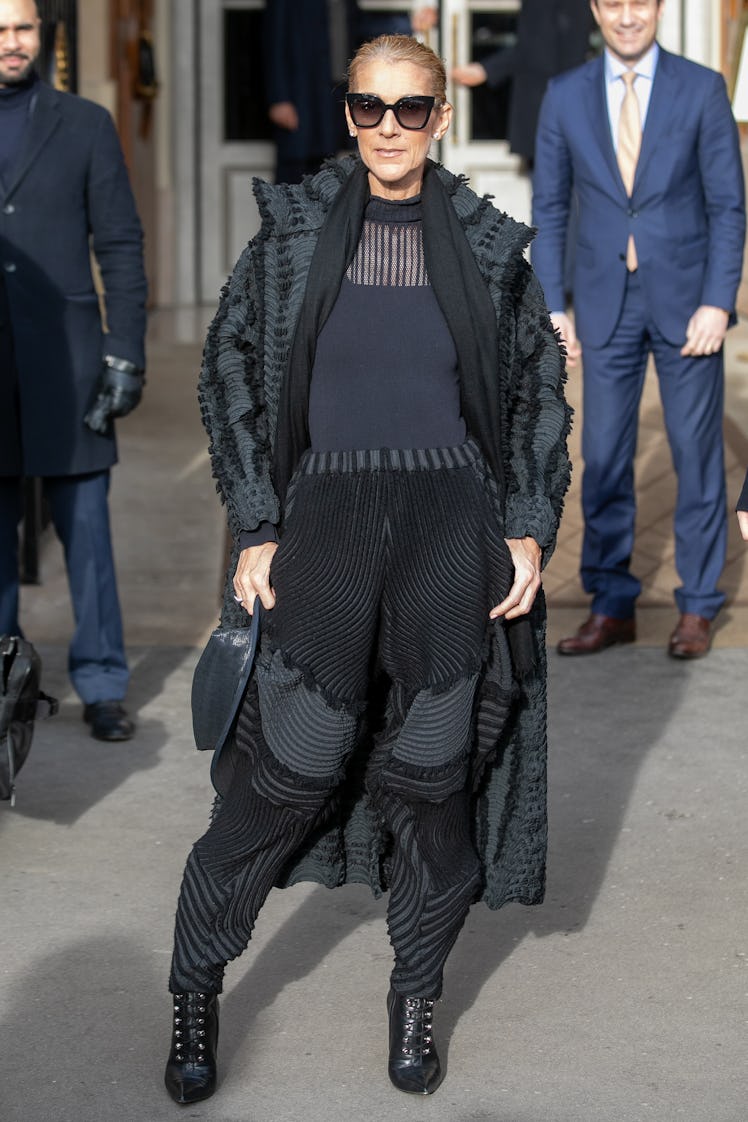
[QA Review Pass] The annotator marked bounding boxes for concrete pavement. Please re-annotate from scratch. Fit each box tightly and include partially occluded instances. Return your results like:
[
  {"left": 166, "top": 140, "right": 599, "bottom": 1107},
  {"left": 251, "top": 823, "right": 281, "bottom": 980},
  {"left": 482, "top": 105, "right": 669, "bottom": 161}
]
[{"left": 1, "top": 309, "right": 747, "bottom": 1121}]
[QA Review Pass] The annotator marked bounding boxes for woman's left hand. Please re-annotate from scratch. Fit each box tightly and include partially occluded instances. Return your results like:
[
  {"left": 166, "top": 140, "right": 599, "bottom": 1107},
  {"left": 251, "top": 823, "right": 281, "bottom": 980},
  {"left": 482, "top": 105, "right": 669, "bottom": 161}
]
[{"left": 490, "top": 537, "right": 542, "bottom": 620}]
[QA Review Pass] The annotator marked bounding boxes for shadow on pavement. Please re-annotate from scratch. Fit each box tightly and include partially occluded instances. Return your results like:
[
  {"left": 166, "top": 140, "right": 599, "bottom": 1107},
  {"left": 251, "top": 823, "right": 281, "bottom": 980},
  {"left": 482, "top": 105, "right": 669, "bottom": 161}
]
[
  {"left": 0, "top": 936, "right": 175, "bottom": 1122},
  {"left": 202, "top": 648, "right": 688, "bottom": 1068},
  {"left": 1, "top": 645, "right": 195, "bottom": 827},
  {"left": 438, "top": 647, "right": 688, "bottom": 1040}
]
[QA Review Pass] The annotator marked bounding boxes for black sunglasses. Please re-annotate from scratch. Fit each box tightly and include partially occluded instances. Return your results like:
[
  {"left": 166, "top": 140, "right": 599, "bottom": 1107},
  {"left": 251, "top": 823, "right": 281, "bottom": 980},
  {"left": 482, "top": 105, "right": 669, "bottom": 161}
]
[{"left": 346, "top": 93, "right": 437, "bottom": 131}]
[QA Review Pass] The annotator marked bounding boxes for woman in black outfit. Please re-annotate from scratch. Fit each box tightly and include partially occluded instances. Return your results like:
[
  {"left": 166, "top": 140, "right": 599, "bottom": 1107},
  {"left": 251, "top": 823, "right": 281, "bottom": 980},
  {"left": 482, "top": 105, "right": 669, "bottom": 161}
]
[{"left": 165, "top": 34, "right": 571, "bottom": 1104}]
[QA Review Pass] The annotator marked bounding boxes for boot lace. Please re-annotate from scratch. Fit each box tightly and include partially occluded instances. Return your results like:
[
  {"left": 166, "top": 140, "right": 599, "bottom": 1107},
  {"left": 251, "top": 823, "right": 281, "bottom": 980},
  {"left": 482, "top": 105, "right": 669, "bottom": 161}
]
[
  {"left": 400, "top": 997, "right": 434, "bottom": 1057},
  {"left": 171, "top": 992, "right": 211, "bottom": 1064}
]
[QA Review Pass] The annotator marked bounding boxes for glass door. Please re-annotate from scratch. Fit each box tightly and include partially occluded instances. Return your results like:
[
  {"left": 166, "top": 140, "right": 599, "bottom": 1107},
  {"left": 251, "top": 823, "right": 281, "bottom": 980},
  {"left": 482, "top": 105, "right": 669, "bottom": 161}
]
[
  {"left": 198, "top": 0, "right": 274, "bottom": 302},
  {"left": 194, "top": 1, "right": 530, "bottom": 301},
  {"left": 440, "top": 0, "right": 530, "bottom": 223}
]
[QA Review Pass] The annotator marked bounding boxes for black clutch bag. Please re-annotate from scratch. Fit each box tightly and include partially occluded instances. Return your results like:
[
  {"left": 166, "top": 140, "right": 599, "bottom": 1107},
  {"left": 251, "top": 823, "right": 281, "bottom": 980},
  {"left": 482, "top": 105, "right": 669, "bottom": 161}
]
[{"left": 191, "top": 604, "right": 262, "bottom": 785}]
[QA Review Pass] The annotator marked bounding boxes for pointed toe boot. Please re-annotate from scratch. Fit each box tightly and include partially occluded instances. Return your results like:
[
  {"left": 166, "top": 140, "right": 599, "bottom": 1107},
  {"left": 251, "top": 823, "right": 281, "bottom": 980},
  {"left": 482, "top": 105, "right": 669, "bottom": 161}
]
[
  {"left": 387, "top": 988, "right": 443, "bottom": 1095},
  {"left": 164, "top": 992, "right": 219, "bottom": 1105}
]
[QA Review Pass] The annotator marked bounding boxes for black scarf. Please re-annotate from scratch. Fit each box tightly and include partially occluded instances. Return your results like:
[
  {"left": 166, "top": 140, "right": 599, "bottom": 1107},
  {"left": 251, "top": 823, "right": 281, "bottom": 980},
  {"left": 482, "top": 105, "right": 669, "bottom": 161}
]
[
  {"left": 273, "top": 160, "right": 508, "bottom": 500},
  {"left": 273, "top": 158, "right": 534, "bottom": 672}
]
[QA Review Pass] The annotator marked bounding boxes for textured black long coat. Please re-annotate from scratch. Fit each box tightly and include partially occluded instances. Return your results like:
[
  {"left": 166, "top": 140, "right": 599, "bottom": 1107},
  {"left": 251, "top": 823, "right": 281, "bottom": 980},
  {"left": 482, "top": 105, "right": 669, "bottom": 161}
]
[
  {"left": 199, "top": 159, "right": 572, "bottom": 911},
  {"left": 0, "top": 81, "right": 147, "bottom": 477}
]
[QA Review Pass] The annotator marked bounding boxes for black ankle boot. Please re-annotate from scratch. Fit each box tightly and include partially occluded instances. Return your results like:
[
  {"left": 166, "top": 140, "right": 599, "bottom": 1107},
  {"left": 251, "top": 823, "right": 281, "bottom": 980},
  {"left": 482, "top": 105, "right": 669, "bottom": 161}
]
[
  {"left": 164, "top": 992, "right": 219, "bottom": 1104},
  {"left": 387, "top": 988, "right": 443, "bottom": 1095}
]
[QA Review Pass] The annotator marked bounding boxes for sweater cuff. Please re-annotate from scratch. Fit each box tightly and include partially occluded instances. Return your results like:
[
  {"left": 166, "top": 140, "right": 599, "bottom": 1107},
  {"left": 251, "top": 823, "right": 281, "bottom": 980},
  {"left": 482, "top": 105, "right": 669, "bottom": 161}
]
[{"left": 237, "top": 521, "right": 279, "bottom": 550}]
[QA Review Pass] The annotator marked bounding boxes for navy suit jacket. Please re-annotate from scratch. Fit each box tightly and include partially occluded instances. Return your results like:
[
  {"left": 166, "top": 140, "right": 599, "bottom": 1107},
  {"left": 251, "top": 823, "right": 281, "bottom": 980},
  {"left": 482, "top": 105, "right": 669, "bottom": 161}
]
[
  {"left": 532, "top": 48, "right": 745, "bottom": 348},
  {"left": 0, "top": 81, "right": 146, "bottom": 477}
]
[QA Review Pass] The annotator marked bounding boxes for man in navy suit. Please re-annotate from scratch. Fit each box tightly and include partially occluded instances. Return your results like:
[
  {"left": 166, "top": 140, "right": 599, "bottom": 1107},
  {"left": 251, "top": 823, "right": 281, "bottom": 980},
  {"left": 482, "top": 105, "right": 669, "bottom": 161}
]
[
  {"left": 532, "top": 0, "right": 745, "bottom": 658},
  {"left": 0, "top": 0, "right": 147, "bottom": 737}
]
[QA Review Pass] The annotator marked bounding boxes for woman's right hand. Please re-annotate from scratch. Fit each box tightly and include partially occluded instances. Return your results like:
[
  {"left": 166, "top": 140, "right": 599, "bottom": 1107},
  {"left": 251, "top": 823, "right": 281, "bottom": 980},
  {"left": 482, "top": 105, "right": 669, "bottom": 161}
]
[{"left": 233, "top": 543, "right": 279, "bottom": 613}]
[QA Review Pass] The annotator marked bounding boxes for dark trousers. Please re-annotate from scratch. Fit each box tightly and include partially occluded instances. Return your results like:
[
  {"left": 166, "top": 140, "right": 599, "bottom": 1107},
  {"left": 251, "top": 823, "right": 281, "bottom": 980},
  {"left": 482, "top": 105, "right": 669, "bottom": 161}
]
[
  {"left": 170, "top": 443, "right": 514, "bottom": 999},
  {"left": 580, "top": 271, "right": 727, "bottom": 620},
  {"left": 0, "top": 471, "right": 129, "bottom": 702}
]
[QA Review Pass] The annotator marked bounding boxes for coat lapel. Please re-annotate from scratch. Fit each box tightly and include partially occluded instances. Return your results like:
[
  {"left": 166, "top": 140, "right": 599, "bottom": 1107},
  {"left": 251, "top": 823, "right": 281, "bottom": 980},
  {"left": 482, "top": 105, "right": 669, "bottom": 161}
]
[
  {"left": 584, "top": 57, "right": 623, "bottom": 196},
  {"left": 633, "top": 47, "right": 677, "bottom": 193},
  {"left": 4, "top": 82, "right": 62, "bottom": 200}
]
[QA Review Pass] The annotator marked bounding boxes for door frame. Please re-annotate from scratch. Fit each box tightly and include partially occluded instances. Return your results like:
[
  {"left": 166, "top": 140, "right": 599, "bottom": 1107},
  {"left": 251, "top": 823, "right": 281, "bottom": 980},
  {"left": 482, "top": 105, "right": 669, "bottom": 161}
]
[{"left": 170, "top": 0, "right": 722, "bottom": 308}]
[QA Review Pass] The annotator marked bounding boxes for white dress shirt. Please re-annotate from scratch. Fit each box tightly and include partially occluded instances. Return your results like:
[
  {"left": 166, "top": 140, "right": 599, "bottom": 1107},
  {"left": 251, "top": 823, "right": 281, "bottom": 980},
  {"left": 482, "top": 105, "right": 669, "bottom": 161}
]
[
  {"left": 547, "top": 45, "right": 659, "bottom": 317},
  {"left": 604, "top": 42, "right": 659, "bottom": 149}
]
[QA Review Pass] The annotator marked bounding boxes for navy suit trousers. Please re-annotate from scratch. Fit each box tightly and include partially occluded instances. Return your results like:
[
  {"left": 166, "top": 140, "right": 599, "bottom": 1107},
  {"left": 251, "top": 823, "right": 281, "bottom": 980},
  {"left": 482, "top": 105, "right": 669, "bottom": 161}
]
[
  {"left": 580, "top": 271, "right": 726, "bottom": 620},
  {"left": 0, "top": 470, "right": 129, "bottom": 702}
]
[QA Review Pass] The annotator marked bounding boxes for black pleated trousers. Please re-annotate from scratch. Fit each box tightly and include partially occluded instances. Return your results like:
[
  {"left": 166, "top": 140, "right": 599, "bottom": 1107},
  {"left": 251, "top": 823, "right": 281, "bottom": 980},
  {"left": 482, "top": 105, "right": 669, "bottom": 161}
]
[{"left": 170, "top": 442, "right": 514, "bottom": 999}]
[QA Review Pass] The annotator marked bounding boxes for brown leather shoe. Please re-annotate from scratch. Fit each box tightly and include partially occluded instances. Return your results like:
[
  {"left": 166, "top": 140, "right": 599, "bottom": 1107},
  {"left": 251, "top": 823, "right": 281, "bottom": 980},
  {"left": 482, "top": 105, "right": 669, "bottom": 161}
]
[
  {"left": 557, "top": 613, "right": 636, "bottom": 655},
  {"left": 668, "top": 613, "right": 712, "bottom": 659}
]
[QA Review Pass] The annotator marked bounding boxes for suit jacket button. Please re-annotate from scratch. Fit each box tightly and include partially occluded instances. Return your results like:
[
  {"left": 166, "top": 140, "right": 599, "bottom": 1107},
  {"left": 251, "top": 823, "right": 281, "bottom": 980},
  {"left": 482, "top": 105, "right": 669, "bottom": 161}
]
[
  {"left": 2, "top": 203, "right": 14, "bottom": 214},
  {"left": 4, "top": 262, "right": 17, "bottom": 273}
]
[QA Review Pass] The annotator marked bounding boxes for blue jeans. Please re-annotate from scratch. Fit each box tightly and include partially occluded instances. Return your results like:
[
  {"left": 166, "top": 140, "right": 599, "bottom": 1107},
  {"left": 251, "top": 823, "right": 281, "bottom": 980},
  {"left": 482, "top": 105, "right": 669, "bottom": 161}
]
[{"left": 0, "top": 470, "right": 129, "bottom": 702}]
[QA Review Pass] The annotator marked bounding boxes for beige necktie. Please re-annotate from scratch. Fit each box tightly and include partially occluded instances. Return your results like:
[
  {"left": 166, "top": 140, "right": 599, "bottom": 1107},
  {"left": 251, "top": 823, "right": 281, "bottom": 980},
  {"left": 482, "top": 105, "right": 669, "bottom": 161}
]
[{"left": 617, "top": 70, "right": 641, "bottom": 271}]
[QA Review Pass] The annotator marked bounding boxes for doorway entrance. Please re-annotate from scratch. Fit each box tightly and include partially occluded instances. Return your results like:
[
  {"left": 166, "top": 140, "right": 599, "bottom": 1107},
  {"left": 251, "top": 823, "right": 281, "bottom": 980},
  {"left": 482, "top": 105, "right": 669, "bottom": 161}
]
[
  {"left": 439, "top": 0, "right": 528, "bottom": 220},
  {"left": 177, "top": 0, "right": 530, "bottom": 303}
]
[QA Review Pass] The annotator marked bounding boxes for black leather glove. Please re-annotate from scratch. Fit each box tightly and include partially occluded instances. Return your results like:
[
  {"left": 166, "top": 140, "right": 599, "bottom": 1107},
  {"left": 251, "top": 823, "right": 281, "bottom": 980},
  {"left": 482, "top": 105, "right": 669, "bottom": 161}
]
[{"left": 84, "top": 355, "right": 145, "bottom": 435}]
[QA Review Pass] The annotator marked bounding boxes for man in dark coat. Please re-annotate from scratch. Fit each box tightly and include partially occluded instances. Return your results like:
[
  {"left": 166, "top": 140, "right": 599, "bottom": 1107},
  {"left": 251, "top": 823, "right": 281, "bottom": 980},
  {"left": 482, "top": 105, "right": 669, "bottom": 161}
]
[
  {"left": 264, "top": 0, "right": 360, "bottom": 184},
  {"left": 452, "top": 0, "right": 594, "bottom": 162},
  {"left": 0, "top": 0, "right": 147, "bottom": 739}
]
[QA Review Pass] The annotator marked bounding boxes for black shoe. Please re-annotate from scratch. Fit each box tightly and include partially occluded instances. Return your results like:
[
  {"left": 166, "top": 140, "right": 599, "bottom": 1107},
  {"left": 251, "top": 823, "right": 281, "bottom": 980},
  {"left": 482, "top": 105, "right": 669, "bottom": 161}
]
[
  {"left": 387, "top": 988, "right": 443, "bottom": 1095},
  {"left": 83, "top": 701, "right": 135, "bottom": 741},
  {"left": 164, "top": 992, "right": 219, "bottom": 1105}
]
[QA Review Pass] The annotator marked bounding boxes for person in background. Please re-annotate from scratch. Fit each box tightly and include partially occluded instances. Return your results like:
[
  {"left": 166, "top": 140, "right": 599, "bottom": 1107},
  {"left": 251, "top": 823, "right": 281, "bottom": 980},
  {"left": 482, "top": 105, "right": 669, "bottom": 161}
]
[
  {"left": 532, "top": 0, "right": 745, "bottom": 660},
  {"left": 264, "top": 0, "right": 359, "bottom": 184},
  {"left": 359, "top": 3, "right": 438, "bottom": 38},
  {"left": 451, "top": 0, "right": 593, "bottom": 164},
  {"left": 410, "top": 4, "right": 438, "bottom": 34},
  {"left": 164, "top": 34, "right": 570, "bottom": 1107},
  {"left": 0, "top": 0, "right": 147, "bottom": 740}
]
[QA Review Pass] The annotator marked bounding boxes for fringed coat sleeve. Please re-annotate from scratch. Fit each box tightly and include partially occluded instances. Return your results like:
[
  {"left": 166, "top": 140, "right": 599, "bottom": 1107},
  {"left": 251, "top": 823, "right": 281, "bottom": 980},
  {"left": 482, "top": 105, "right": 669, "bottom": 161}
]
[
  {"left": 501, "top": 258, "right": 572, "bottom": 558},
  {"left": 197, "top": 236, "right": 281, "bottom": 542},
  {"left": 459, "top": 174, "right": 571, "bottom": 559}
]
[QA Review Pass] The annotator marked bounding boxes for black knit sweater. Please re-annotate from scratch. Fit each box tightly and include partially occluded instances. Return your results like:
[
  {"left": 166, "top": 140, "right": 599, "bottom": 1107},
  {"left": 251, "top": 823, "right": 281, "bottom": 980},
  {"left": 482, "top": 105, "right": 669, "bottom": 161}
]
[{"left": 309, "top": 193, "right": 465, "bottom": 452}]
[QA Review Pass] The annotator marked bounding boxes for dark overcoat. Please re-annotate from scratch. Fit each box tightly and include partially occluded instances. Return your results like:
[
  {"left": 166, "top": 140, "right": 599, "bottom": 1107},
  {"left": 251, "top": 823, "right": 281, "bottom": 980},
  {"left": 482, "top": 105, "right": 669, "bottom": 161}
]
[
  {"left": 0, "top": 81, "right": 147, "bottom": 477},
  {"left": 263, "top": 0, "right": 359, "bottom": 167}
]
